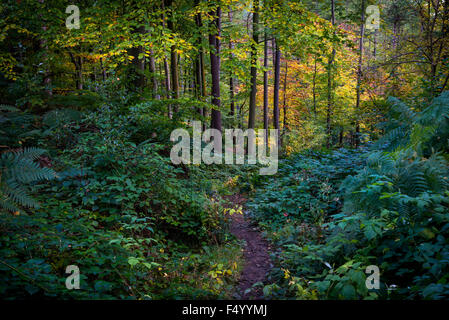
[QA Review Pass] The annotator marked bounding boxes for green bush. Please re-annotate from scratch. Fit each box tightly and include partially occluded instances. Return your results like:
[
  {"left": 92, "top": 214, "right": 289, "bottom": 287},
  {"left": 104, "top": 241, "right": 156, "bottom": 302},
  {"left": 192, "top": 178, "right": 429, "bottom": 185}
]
[
  {"left": 248, "top": 93, "right": 449, "bottom": 300},
  {"left": 0, "top": 104, "right": 238, "bottom": 299}
]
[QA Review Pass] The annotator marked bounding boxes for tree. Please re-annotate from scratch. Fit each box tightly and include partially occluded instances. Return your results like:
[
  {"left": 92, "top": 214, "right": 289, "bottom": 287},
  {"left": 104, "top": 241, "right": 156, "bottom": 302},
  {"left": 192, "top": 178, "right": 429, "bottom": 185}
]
[
  {"left": 248, "top": 0, "right": 259, "bottom": 130},
  {"left": 38, "top": 0, "right": 52, "bottom": 96},
  {"left": 273, "top": 38, "right": 281, "bottom": 137},
  {"left": 282, "top": 59, "right": 288, "bottom": 135},
  {"left": 161, "top": 0, "right": 173, "bottom": 116},
  {"left": 263, "top": 30, "right": 269, "bottom": 145},
  {"left": 229, "top": 8, "right": 236, "bottom": 117},
  {"left": 165, "top": 0, "right": 180, "bottom": 112},
  {"left": 355, "top": 0, "right": 366, "bottom": 148},
  {"left": 209, "top": 5, "right": 222, "bottom": 132},
  {"left": 194, "top": 1, "right": 208, "bottom": 124},
  {"left": 148, "top": 48, "right": 159, "bottom": 99},
  {"left": 414, "top": 0, "right": 449, "bottom": 97},
  {"left": 129, "top": 24, "right": 146, "bottom": 90},
  {"left": 326, "top": 0, "right": 336, "bottom": 148},
  {"left": 312, "top": 54, "right": 317, "bottom": 116}
]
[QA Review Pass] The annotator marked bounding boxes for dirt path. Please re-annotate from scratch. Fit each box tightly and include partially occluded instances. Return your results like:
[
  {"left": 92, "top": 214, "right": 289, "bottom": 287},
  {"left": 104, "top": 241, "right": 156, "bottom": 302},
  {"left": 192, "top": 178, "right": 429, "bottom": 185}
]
[{"left": 224, "top": 194, "right": 272, "bottom": 300}]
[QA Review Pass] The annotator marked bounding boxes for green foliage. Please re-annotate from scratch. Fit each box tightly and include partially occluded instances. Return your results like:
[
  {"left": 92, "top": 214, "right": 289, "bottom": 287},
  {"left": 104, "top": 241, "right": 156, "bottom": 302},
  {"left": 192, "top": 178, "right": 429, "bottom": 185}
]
[
  {"left": 248, "top": 93, "right": 449, "bottom": 300},
  {"left": 0, "top": 104, "right": 39, "bottom": 148},
  {"left": 0, "top": 148, "right": 56, "bottom": 213},
  {"left": 1, "top": 0, "right": 448, "bottom": 301},
  {"left": 247, "top": 148, "right": 366, "bottom": 230},
  {"left": 47, "top": 92, "right": 103, "bottom": 112},
  {"left": 282, "top": 121, "right": 327, "bottom": 155},
  {"left": 0, "top": 103, "right": 240, "bottom": 299},
  {"left": 377, "top": 92, "right": 449, "bottom": 155}
]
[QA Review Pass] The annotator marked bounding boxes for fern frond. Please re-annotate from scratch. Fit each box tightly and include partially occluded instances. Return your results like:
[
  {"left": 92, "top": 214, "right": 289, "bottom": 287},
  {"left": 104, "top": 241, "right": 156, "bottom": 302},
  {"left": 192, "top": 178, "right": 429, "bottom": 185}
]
[
  {"left": 0, "top": 148, "right": 55, "bottom": 212},
  {"left": 0, "top": 180, "right": 38, "bottom": 208},
  {"left": 0, "top": 104, "right": 20, "bottom": 112}
]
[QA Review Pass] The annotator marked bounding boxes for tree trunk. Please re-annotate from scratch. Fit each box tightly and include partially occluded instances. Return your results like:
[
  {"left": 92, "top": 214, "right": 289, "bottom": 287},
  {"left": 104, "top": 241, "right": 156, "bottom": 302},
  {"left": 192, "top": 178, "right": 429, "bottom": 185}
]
[
  {"left": 373, "top": 29, "right": 377, "bottom": 57},
  {"left": 149, "top": 49, "right": 159, "bottom": 99},
  {"left": 129, "top": 24, "right": 146, "bottom": 90},
  {"left": 164, "top": 56, "right": 172, "bottom": 118},
  {"left": 38, "top": 0, "right": 52, "bottom": 96},
  {"left": 248, "top": 0, "right": 259, "bottom": 130},
  {"left": 165, "top": 0, "right": 179, "bottom": 113},
  {"left": 355, "top": 0, "right": 366, "bottom": 148},
  {"left": 282, "top": 60, "right": 288, "bottom": 134},
  {"left": 326, "top": 0, "right": 336, "bottom": 148},
  {"left": 312, "top": 54, "right": 317, "bottom": 117},
  {"left": 229, "top": 9, "right": 236, "bottom": 117},
  {"left": 77, "top": 56, "right": 83, "bottom": 90},
  {"left": 164, "top": 57, "right": 171, "bottom": 99},
  {"left": 161, "top": 0, "right": 172, "bottom": 117},
  {"left": 100, "top": 58, "right": 107, "bottom": 81},
  {"left": 209, "top": 6, "right": 222, "bottom": 132},
  {"left": 69, "top": 52, "right": 83, "bottom": 90},
  {"left": 273, "top": 39, "right": 281, "bottom": 141},
  {"left": 194, "top": 6, "right": 207, "bottom": 128},
  {"left": 263, "top": 30, "right": 269, "bottom": 145},
  {"left": 194, "top": 53, "right": 203, "bottom": 116}
]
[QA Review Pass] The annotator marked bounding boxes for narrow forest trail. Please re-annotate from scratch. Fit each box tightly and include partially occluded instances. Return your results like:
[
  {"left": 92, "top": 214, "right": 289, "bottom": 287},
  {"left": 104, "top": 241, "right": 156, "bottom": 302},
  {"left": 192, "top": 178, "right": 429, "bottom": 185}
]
[{"left": 223, "top": 194, "right": 272, "bottom": 300}]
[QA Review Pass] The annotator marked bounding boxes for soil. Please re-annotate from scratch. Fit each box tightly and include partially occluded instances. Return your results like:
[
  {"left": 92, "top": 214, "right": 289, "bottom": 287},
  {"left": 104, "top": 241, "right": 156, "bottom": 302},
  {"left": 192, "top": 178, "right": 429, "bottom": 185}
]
[{"left": 224, "top": 194, "right": 272, "bottom": 300}]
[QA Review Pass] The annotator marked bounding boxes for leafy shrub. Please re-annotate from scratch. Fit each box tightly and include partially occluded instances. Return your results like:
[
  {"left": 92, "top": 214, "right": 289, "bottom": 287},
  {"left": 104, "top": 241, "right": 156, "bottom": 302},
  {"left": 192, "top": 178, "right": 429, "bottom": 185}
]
[
  {"left": 0, "top": 103, "right": 239, "bottom": 299},
  {"left": 249, "top": 93, "right": 449, "bottom": 300}
]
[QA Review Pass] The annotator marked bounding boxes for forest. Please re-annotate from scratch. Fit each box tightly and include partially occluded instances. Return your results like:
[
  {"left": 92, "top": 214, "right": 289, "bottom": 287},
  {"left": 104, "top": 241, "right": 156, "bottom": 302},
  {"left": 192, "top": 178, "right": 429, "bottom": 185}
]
[{"left": 0, "top": 0, "right": 449, "bottom": 301}]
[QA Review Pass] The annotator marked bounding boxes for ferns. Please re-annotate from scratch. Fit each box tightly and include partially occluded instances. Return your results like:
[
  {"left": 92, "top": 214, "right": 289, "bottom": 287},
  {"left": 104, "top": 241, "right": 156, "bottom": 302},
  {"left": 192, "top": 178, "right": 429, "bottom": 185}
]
[
  {"left": 42, "top": 108, "right": 82, "bottom": 128},
  {"left": 375, "top": 97, "right": 417, "bottom": 151},
  {"left": 376, "top": 92, "right": 449, "bottom": 154},
  {"left": 419, "top": 91, "right": 449, "bottom": 126},
  {"left": 0, "top": 104, "right": 20, "bottom": 112},
  {"left": 335, "top": 94, "right": 449, "bottom": 298},
  {"left": 342, "top": 148, "right": 449, "bottom": 218},
  {"left": 0, "top": 148, "right": 56, "bottom": 213}
]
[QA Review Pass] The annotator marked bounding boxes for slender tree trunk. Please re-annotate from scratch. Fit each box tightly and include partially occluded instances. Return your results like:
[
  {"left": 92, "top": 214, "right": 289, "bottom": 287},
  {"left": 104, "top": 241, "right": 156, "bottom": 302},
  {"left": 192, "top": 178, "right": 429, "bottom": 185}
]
[
  {"left": 326, "top": 0, "right": 336, "bottom": 148},
  {"left": 149, "top": 49, "right": 159, "bottom": 99},
  {"left": 194, "top": 54, "right": 203, "bottom": 117},
  {"left": 194, "top": 7, "right": 207, "bottom": 128},
  {"left": 69, "top": 52, "right": 83, "bottom": 90},
  {"left": 164, "top": 57, "right": 171, "bottom": 99},
  {"left": 164, "top": 58, "right": 172, "bottom": 120},
  {"left": 193, "top": 4, "right": 201, "bottom": 103},
  {"left": 165, "top": 0, "right": 179, "bottom": 113},
  {"left": 263, "top": 30, "right": 269, "bottom": 145},
  {"left": 229, "top": 9, "right": 236, "bottom": 117},
  {"left": 77, "top": 56, "right": 83, "bottom": 90},
  {"left": 355, "top": 0, "right": 366, "bottom": 148},
  {"left": 38, "top": 0, "right": 52, "bottom": 96},
  {"left": 282, "top": 60, "right": 288, "bottom": 134},
  {"left": 312, "top": 54, "right": 317, "bottom": 117},
  {"left": 128, "top": 23, "right": 146, "bottom": 90},
  {"left": 161, "top": 0, "right": 172, "bottom": 117},
  {"left": 193, "top": 2, "right": 206, "bottom": 119},
  {"left": 428, "top": 0, "right": 436, "bottom": 97},
  {"left": 273, "top": 39, "right": 281, "bottom": 143},
  {"left": 248, "top": 0, "right": 259, "bottom": 130},
  {"left": 200, "top": 48, "right": 207, "bottom": 128},
  {"left": 390, "top": 20, "right": 400, "bottom": 93},
  {"left": 373, "top": 29, "right": 377, "bottom": 57},
  {"left": 194, "top": 52, "right": 201, "bottom": 99},
  {"left": 100, "top": 58, "right": 107, "bottom": 81},
  {"left": 209, "top": 6, "right": 222, "bottom": 132},
  {"left": 170, "top": 48, "right": 179, "bottom": 101}
]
